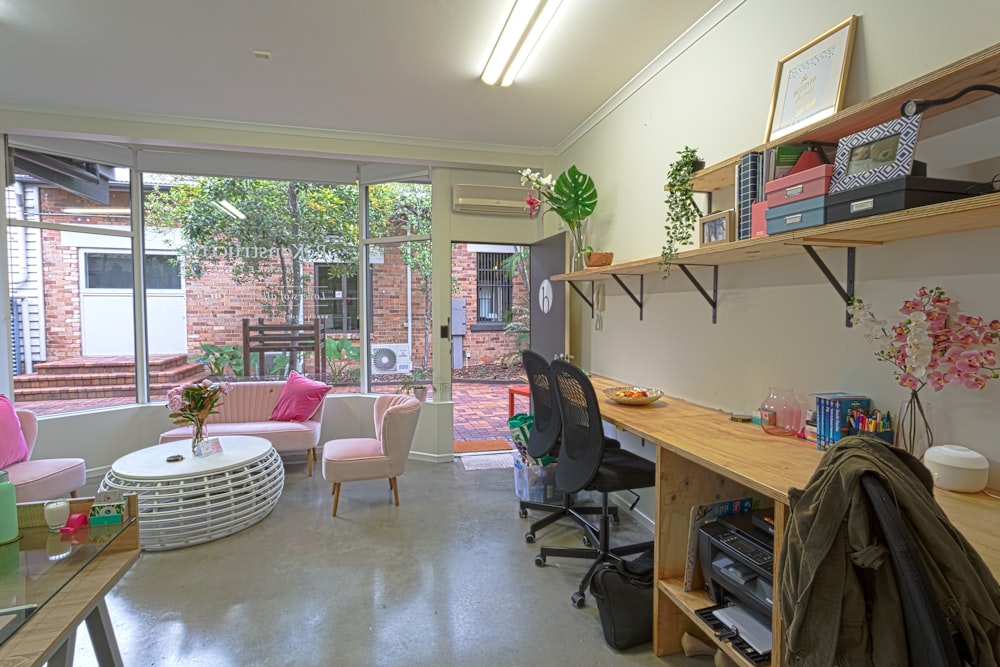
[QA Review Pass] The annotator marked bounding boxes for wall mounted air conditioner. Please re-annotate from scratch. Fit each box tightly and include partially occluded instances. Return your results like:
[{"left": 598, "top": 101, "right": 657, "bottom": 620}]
[
  {"left": 452, "top": 184, "right": 528, "bottom": 216},
  {"left": 371, "top": 343, "right": 413, "bottom": 375}
]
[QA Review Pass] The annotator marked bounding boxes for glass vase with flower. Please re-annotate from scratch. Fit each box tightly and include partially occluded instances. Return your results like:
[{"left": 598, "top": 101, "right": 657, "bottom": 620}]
[
  {"left": 850, "top": 286, "right": 1000, "bottom": 457},
  {"left": 166, "top": 379, "right": 233, "bottom": 454},
  {"left": 519, "top": 165, "right": 598, "bottom": 272}
]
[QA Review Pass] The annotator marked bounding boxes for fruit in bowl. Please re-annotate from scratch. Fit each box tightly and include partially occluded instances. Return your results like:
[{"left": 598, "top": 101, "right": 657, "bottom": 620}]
[
  {"left": 616, "top": 389, "right": 648, "bottom": 398},
  {"left": 603, "top": 386, "right": 663, "bottom": 405}
]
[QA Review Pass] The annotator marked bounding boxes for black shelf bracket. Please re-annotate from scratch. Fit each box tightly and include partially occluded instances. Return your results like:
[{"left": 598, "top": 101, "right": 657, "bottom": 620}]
[
  {"left": 610, "top": 273, "right": 644, "bottom": 320},
  {"left": 567, "top": 280, "right": 595, "bottom": 318},
  {"left": 677, "top": 264, "right": 719, "bottom": 324},
  {"left": 802, "top": 245, "right": 856, "bottom": 328}
]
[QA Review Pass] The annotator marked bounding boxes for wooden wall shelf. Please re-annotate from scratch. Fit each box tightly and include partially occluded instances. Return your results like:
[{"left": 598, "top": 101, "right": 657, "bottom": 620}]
[{"left": 552, "top": 191, "right": 1000, "bottom": 283}]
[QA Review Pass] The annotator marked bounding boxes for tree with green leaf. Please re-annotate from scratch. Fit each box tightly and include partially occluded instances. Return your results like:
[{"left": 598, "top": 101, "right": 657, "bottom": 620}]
[{"left": 144, "top": 178, "right": 358, "bottom": 324}]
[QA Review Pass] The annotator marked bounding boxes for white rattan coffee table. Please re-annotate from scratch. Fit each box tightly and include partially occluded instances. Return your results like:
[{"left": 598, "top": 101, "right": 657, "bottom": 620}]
[{"left": 99, "top": 435, "right": 285, "bottom": 551}]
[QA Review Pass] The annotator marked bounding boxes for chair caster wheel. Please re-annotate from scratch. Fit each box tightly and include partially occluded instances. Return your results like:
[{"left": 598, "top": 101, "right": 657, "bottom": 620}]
[
  {"left": 534, "top": 554, "right": 546, "bottom": 567},
  {"left": 571, "top": 592, "right": 586, "bottom": 608},
  {"left": 519, "top": 508, "right": 528, "bottom": 518},
  {"left": 612, "top": 514, "right": 621, "bottom": 525},
  {"left": 582, "top": 535, "right": 592, "bottom": 547},
  {"left": 525, "top": 532, "right": 535, "bottom": 543}
]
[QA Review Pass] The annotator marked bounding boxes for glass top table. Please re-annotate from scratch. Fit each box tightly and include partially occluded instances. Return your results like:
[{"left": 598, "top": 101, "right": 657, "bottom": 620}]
[{"left": 0, "top": 511, "right": 132, "bottom": 648}]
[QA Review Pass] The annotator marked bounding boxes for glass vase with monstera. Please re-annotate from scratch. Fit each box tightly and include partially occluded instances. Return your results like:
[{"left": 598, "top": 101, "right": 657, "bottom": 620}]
[
  {"left": 520, "top": 165, "right": 600, "bottom": 271},
  {"left": 850, "top": 286, "right": 1000, "bottom": 457}
]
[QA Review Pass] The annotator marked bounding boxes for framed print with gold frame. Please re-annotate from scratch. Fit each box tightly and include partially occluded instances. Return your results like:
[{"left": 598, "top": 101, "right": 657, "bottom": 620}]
[
  {"left": 765, "top": 15, "right": 858, "bottom": 142},
  {"left": 700, "top": 210, "right": 735, "bottom": 247}
]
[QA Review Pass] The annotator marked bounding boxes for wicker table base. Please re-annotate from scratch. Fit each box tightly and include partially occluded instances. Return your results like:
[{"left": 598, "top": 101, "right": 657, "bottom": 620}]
[{"left": 99, "top": 435, "right": 284, "bottom": 551}]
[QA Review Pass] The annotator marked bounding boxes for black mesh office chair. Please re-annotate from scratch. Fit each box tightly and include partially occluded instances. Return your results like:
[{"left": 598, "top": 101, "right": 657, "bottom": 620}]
[
  {"left": 536, "top": 359, "right": 655, "bottom": 608},
  {"left": 519, "top": 350, "right": 615, "bottom": 543},
  {"left": 860, "top": 472, "right": 966, "bottom": 666}
]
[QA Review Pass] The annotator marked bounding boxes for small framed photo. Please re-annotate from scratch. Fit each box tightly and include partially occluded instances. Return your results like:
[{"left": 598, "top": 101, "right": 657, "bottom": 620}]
[
  {"left": 700, "top": 210, "right": 735, "bottom": 246},
  {"left": 765, "top": 16, "right": 858, "bottom": 142},
  {"left": 828, "top": 114, "right": 923, "bottom": 194}
]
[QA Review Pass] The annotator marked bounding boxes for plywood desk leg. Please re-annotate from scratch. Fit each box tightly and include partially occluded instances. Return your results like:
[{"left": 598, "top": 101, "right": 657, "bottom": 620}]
[
  {"left": 85, "top": 599, "right": 124, "bottom": 667},
  {"left": 48, "top": 628, "right": 77, "bottom": 667}
]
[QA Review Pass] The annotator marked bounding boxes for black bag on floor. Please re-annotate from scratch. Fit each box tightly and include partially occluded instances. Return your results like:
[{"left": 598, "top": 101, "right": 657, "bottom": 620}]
[{"left": 589, "top": 549, "right": 654, "bottom": 650}]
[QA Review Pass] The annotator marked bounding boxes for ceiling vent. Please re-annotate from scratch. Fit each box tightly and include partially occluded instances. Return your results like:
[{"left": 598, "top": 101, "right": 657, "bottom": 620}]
[{"left": 452, "top": 184, "right": 528, "bottom": 216}]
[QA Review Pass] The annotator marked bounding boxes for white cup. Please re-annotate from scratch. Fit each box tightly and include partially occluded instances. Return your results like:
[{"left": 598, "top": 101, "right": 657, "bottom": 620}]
[{"left": 43, "top": 500, "right": 70, "bottom": 532}]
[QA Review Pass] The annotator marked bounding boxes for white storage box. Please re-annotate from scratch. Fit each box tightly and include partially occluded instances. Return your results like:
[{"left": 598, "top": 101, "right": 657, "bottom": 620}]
[{"left": 923, "top": 445, "right": 989, "bottom": 493}]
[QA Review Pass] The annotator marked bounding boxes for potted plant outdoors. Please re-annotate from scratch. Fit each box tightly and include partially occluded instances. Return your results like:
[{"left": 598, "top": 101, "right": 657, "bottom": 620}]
[
  {"left": 398, "top": 368, "right": 429, "bottom": 402},
  {"left": 520, "top": 165, "right": 598, "bottom": 271},
  {"left": 660, "top": 146, "right": 704, "bottom": 278}
]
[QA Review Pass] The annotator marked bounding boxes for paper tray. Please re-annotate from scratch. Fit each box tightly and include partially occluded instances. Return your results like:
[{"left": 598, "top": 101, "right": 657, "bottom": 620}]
[{"left": 694, "top": 603, "right": 771, "bottom": 665}]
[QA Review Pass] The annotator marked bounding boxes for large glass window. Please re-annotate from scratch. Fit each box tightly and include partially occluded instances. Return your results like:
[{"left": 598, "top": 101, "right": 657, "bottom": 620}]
[
  {"left": 365, "top": 183, "right": 433, "bottom": 395},
  {"left": 5, "top": 147, "right": 136, "bottom": 416},
  {"left": 143, "top": 175, "right": 363, "bottom": 392}
]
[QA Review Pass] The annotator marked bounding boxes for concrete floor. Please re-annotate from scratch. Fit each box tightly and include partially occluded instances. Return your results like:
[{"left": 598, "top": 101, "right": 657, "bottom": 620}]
[{"left": 71, "top": 457, "right": 714, "bottom": 667}]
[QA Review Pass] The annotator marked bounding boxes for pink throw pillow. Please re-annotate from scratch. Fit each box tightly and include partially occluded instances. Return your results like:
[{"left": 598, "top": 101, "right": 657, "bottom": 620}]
[
  {"left": 0, "top": 394, "right": 30, "bottom": 469},
  {"left": 270, "top": 371, "right": 331, "bottom": 422}
]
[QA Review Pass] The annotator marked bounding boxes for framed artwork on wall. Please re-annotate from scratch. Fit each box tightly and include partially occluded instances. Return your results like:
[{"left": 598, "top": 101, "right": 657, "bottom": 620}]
[{"left": 765, "top": 15, "right": 858, "bottom": 142}]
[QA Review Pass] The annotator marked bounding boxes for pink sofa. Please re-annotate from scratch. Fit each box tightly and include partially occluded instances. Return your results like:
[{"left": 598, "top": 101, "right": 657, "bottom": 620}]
[{"left": 159, "top": 381, "right": 325, "bottom": 476}]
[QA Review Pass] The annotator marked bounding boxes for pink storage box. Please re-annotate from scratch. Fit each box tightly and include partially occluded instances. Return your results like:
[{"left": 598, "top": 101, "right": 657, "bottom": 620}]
[
  {"left": 765, "top": 164, "right": 834, "bottom": 207},
  {"left": 751, "top": 200, "right": 768, "bottom": 238}
]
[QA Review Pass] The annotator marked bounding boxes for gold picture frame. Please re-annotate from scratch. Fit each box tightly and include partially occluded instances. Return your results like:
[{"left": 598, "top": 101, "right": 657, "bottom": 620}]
[
  {"left": 700, "top": 210, "right": 735, "bottom": 247},
  {"left": 765, "top": 15, "right": 858, "bottom": 142}
]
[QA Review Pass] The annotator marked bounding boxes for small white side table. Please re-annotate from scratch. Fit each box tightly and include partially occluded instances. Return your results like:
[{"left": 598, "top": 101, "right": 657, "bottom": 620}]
[{"left": 99, "top": 435, "right": 284, "bottom": 551}]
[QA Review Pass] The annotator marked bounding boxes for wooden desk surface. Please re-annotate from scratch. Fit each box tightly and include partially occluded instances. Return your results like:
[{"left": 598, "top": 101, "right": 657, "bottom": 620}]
[
  {"left": 589, "top": 375, "right": 1000, "bottom": 575},
  {"left": 0, "top": 496, "right": 139, "bottom": 666}
]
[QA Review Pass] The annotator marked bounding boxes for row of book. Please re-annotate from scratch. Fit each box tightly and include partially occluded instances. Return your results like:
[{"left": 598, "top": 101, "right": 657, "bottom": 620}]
[{"left": 735, "top": 144, "right": 836, "bottom": 240}]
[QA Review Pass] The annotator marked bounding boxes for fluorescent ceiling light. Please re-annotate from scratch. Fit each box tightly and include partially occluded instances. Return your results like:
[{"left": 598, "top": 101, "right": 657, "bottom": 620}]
[
  {"left": 481, "top": 0, "right": 562, "bottom": 87},
  {"left": 212, "top": 200, "right": 247, "bottom": 220},
  {"left": 63, "top": 208, "right": 131, "bottom": 215}
]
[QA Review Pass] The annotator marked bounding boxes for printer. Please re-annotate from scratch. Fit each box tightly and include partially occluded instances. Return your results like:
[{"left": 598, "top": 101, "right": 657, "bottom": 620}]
[{"left": 698, "top": 509, "right": 775, "bottom": 656}]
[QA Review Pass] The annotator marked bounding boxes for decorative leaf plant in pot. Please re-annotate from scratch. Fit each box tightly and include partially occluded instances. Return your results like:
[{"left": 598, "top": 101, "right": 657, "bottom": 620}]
[
  {"left": 520, "top": 165, "right": 598, "bottom": 271},
  {"left": 660, "top": 146, "right": 704, "bottom": 277}
]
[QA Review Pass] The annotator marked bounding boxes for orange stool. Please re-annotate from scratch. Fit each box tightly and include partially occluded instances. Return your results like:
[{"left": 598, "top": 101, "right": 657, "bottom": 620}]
[{"left": 508, "top": 385, "right": 531, "bottom": 418}]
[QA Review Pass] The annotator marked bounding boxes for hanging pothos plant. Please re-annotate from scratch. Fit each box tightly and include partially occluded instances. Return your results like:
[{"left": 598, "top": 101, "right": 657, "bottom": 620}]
[{"left": 660, "top": 146, "right": 704, "bottom": 277}]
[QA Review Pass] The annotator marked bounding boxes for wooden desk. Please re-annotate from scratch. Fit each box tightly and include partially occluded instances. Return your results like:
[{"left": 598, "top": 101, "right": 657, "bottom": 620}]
[
  {"left": 0, "top": 495, "right": 140, "bottom": 667},
  {"left": 588, "top": 375, "right": 1000, "bottom": 666}
]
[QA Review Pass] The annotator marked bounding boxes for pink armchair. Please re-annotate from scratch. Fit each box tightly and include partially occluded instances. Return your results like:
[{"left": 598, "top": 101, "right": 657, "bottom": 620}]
[
  {"left": 321, "top": 394, "right": 421, "bottom": 516},
  {"left": 8, "top": 410, "right": 87, "bottom": 503}
]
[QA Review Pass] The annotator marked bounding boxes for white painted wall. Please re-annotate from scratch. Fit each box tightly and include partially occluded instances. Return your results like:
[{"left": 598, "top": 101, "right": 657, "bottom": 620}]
[{"left": 560, "top": 0, "right": 1000, "bottom": 491}]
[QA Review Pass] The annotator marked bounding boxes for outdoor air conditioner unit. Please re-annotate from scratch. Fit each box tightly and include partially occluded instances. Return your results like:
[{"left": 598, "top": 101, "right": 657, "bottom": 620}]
[
  {"left": 371, "top": 343, "right": 413, "bottom": 375},
  {"left": 452, "top": 184, "right": 528, "bottom": 216}
]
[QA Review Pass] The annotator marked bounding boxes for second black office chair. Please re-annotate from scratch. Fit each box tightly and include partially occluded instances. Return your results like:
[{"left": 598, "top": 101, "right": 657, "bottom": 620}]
[
  {"left": 536, "top": 359, "right": 655, "bottom": 608},
  {"left": 519, "top": 350, "right": 615, "bottom": 543}
]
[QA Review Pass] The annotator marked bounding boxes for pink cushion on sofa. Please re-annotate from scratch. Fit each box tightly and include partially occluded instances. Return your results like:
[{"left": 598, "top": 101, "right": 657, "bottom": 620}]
[
  {"left": 0, "top": 394, "right": 29, "bottom": 468},
  {"left": 270, "top": 371, "right": 331, "bottom": 422}
]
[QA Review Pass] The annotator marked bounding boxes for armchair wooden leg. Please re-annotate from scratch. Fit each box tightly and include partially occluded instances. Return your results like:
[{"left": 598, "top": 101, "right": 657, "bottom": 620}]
[
  {"left": 389, "top": 477, "right": 399, "bottom": 507},
  {"left": 332, "top": 483, "right": 341, "bottom": 517},
  {"left": 308, "top": 448, "right": 314, "bottom": 477},
  {"left": 70, "top": 490, "right": 78, "bottom": 498}
]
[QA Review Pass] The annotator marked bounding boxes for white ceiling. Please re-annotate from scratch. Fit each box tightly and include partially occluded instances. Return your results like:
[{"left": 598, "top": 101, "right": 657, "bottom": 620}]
[{"left": 0, "top": 0, "right": 718, "bottom": 154}]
